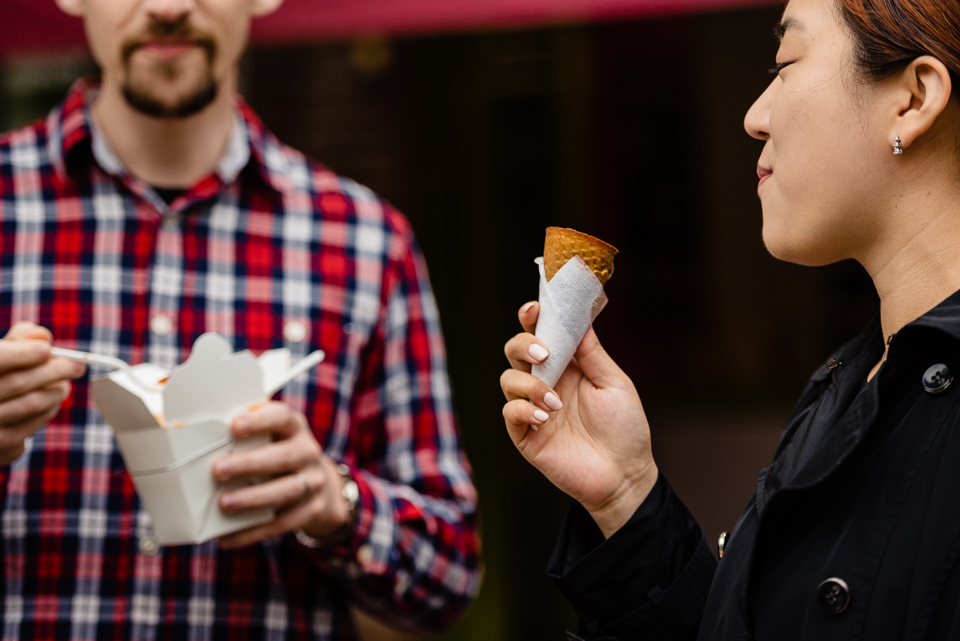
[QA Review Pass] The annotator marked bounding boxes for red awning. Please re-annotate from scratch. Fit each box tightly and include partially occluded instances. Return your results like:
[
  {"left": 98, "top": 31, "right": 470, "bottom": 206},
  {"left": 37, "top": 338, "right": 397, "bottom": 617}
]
[{"left": 0, "top": 0, "right": 780, "bottom": 60}]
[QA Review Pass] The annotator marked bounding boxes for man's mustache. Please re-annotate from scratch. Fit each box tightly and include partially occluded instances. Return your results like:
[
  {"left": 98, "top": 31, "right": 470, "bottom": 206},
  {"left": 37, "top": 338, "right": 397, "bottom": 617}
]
[{"left": 121, "top": 16, "right": 217, "bottom": 63}]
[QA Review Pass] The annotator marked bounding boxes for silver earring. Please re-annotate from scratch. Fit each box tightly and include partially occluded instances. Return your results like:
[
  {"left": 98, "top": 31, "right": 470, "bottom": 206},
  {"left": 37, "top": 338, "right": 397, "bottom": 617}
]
[{"left": 893, "top": 136, "right": 904, "bottom": 155}]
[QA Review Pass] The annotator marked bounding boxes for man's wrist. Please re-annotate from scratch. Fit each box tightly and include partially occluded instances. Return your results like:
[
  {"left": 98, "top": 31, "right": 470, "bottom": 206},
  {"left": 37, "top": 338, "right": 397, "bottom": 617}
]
[
  {"left": 335, "top": 462, "right": 359, "bottom": 530},
  {"left": 295, "top": 460, "right": 359, "bottom": 548}
]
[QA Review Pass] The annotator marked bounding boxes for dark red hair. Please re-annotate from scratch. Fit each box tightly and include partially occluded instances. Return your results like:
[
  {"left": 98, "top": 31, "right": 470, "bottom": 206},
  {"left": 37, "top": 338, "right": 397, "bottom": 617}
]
[{"left": 839, "top": 0, "right": 960, "bottom": 83}]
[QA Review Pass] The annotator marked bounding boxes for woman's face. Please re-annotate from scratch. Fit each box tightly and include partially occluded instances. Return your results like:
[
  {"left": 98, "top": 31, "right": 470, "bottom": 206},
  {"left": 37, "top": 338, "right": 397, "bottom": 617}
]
[{"left": 744, "top": 0, "right": 893, "bottom": 266}]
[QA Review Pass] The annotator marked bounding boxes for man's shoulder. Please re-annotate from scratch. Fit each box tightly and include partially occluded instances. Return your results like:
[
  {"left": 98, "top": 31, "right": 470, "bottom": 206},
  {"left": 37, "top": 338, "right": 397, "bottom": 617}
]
[
  {"left": 0, "top": 118, "right": 56, "bottom": 199},
  {"left": 0, "top": 118, "right": 52, "bottom": 163},
  {"left": 264, "top": 136, "right": 413, "bottom": 241}
]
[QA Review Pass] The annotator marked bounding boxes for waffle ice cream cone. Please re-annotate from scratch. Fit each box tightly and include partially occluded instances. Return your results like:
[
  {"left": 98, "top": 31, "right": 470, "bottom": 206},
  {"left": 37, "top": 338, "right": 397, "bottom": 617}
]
[
  {"left": 532, "top": 227, "right": 616, "bottom": 388},
  {"left": 543, "top": 227, "right": 618, "bottom": 285}
]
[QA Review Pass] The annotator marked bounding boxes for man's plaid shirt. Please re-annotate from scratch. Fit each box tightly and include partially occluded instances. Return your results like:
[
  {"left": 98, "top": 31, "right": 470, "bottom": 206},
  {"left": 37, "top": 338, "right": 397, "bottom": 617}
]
[{"left": 0, "top": 80, "right": 481, "bottom": 640}]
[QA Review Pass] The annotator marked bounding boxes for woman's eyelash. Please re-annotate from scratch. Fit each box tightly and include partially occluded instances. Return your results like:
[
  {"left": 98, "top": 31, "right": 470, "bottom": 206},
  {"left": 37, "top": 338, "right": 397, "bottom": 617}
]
[{"left": 768, "top": 61, "right": 793, "bottom": 75}]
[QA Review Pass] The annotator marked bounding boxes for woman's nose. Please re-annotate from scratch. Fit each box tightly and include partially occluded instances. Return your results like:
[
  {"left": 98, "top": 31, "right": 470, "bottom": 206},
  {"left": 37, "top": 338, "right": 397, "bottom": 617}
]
[{"left": 744, "top": 78, "right": 776, "bottom": 141}]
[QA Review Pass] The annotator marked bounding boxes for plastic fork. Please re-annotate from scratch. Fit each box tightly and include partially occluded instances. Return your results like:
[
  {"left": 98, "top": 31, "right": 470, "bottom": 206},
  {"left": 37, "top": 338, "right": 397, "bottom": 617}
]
[{"left": 50, "top": 347, "right": 166, "bottom": 392}]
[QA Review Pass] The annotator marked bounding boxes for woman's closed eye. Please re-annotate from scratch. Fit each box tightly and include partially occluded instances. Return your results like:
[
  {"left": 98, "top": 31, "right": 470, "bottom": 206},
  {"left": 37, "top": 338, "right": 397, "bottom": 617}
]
[{"left": 768, "top": 60, "right": 796, "bottom": 76}]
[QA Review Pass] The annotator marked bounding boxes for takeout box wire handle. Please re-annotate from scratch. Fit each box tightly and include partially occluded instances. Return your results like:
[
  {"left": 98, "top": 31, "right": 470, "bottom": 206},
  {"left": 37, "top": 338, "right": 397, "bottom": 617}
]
[{"left": 265, "top": 349, "right": 325, "bottom": 397}]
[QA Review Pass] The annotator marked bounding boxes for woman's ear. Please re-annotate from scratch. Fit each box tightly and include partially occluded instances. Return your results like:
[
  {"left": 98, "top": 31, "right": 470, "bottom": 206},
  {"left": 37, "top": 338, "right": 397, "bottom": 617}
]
[
  {"left": 251, "top": 0, "right": 285, "bottom": 18},
  {"left": 890, "top": 55, "right": 954, "bottom": 151},
  {"left": 54, "top": 0, "right": 85, "bottom": 18}
]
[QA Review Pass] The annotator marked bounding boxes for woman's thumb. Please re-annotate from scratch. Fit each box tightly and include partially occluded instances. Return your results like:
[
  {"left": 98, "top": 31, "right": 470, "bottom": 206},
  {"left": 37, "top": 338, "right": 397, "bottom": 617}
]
[{"left": 573, "top": 327, "right": 626, "bottom": 386}]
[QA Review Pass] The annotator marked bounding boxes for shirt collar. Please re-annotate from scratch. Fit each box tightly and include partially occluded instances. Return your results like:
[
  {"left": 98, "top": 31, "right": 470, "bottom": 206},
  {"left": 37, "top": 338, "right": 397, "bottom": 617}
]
[
  {"left": 47, "top": 78, "right": 95, "bottom": 182},
  {"left": 48, "top": 78, "right": 287, "bottom": 195},
  {"left": 235, "top": 98, "right": 303, "bottom": 196}
]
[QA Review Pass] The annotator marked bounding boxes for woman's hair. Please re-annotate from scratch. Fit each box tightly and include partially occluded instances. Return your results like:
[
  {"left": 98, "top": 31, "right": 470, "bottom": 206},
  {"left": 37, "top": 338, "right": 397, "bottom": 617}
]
[{"left": 838, "top": 0, "right": 960, "bottom": 84}]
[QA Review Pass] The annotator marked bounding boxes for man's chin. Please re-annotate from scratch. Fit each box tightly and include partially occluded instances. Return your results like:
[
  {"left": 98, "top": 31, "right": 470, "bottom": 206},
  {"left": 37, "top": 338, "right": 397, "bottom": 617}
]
[{"left": 122, "top": 82, "right": 218, "bottom": 119}]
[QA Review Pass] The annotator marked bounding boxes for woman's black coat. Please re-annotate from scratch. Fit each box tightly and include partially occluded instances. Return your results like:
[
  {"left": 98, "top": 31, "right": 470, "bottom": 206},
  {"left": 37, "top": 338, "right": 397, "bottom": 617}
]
[{"left": 549, "top": 290, "right": 960, "bottom": 640}]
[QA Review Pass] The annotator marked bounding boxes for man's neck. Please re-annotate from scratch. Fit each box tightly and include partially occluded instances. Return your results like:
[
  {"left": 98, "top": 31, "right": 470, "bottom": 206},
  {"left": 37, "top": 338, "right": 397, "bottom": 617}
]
[{"left": 91, "top": 75, "right": 238, "bottom": 189}]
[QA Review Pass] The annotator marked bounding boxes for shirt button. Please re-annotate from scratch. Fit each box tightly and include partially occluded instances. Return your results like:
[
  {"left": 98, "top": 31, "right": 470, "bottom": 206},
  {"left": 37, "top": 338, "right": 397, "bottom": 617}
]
[
  {"left": 923, "top": 363, "right": 953, "bottom": 394},
  {"left": 717, "top": 531, "right": 728, "bottom": 559},
  {"left": 150, "top": 314, "right": 174, "bottom": 337},
  {"left": 139, "top": 536, "right": 160, "bottom": 557},
  {"left": 357, "top": 543, "right": 374, "bottom": 565},
  {"left": 817, "top": 577, "right": 850, "bottom": 614},
  {"left": 283, "top": 320, "right": 308, "bottom": 344},
  {"left": 162, "top": 216, "right": 178, "bottom": 231}
]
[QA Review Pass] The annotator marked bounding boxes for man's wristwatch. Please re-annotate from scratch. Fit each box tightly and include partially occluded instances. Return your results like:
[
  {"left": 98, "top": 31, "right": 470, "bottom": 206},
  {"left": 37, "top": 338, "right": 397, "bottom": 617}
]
[
  {"left": 336, "top": 462, "right": 359, "bottom": 527},
  {"left": 294, "top": 462, "right": 359, "bottom": 549}
]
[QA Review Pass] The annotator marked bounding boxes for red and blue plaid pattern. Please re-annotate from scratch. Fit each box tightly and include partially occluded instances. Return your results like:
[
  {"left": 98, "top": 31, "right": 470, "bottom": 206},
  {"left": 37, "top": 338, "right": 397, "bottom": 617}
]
[{"left": 0, "top": 80, "right": 481, "bottom": 640}]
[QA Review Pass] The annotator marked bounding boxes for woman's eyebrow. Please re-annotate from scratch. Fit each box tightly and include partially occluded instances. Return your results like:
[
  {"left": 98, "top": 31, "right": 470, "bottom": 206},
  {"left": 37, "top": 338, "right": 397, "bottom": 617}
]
[{"left": 774, "top": 16, "right": 804, "bottom": 41}]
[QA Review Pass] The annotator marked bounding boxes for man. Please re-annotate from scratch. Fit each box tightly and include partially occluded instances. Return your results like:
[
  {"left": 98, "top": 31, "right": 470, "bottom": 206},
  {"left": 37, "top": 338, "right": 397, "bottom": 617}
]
[{"left": 0, "top": 0, "right": 481, "bottom": 637}]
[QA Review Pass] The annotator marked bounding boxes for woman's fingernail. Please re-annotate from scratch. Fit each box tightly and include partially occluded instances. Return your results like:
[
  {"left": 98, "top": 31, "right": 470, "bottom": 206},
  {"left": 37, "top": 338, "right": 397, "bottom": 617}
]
[
  {"left": 520, "top": 302, "right": 536, "bottom": 314},
  {"left": 543, "top": 392, "right": 563, "bottom": 411},
  {"left": 215, "top": 460, "right": 231, "bottom": 477},
  {"left": 533, "top": 409, "right": 549, "bottom": 423},
  {"left": 528, "top": 344, "right": 549, "bottom": 362}
]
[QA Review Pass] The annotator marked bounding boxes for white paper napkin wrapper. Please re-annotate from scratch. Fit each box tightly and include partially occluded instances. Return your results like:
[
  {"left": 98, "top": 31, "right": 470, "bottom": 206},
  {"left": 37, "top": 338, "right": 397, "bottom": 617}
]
[
  {"left": 90, "top": 333, "right": 323, "bottom": 546},
  {"left": 531, "top": 256, "right": 608, "bottom": 388}
]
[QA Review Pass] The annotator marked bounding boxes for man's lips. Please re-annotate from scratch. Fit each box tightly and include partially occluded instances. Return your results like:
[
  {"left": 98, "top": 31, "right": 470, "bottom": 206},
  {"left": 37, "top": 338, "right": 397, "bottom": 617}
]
[
  {"left": 135, "top": 40, "right": 202, "bottom": 59},
  {"left": 757, "top": 166, "right": 773, "bottom": 188}
]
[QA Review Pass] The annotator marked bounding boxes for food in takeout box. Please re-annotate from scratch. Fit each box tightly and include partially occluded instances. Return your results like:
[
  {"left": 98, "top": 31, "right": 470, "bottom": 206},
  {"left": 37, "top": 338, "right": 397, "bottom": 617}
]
[
  {"left": 532, "top": 227, "right": 618, "bottom": 389},
  {"left": 89, "top": 333, "right": 324, "bottom": 546}
]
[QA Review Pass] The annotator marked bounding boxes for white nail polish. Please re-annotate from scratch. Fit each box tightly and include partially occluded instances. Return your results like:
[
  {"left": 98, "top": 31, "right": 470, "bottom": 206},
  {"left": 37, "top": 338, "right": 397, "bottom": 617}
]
[
  {"left": 533, "top": 409, "right": 549, "bottom": 423},
  {"left": 543, "top": 392, "right": 563, "bottom": 411},
  {"left": 529, "top": 344, "right": 549, "bottom": 362}
]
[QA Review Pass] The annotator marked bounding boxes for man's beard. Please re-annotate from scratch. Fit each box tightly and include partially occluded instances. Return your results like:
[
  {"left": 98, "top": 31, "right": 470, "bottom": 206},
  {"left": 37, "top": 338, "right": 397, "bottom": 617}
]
[
  {"left": 122, "top": 71, "right": 218, "bottom": 119},
  {"left": 120, "top": 16, "right": 219, "bottom": 119}
]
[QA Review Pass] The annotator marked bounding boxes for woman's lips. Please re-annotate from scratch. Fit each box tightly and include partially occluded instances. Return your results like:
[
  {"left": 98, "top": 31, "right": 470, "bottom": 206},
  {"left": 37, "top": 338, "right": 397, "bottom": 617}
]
[{"left": 757, "top": 166, "right": 773, "bottom": 188}]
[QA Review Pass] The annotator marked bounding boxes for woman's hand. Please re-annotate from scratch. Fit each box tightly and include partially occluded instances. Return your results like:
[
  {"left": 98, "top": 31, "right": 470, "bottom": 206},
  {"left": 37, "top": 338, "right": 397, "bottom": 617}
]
[{"left": 501, "top": 302, "right": 658, "bottom": 538}]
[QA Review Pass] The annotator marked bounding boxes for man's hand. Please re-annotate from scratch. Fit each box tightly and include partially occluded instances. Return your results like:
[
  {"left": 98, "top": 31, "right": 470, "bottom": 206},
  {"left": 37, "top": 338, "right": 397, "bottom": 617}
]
[
  {"left": 213, "top": 402, "right": 352, "bottom": 549},
  {"left": 0, "top": 322, "right": 86, "bottom": 465}
]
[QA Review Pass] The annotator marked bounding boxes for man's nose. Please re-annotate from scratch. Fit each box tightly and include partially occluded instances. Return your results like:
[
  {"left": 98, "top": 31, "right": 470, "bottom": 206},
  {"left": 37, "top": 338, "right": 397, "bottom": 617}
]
[{"left": 141, "top": 0, "right": 196, "bottom": 24}]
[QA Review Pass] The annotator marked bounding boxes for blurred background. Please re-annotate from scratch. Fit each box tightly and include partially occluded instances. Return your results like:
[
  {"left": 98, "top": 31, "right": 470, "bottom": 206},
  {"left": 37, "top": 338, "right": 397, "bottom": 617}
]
[{"left": 1, "top": 0, "right": 879, "bottom": 638}]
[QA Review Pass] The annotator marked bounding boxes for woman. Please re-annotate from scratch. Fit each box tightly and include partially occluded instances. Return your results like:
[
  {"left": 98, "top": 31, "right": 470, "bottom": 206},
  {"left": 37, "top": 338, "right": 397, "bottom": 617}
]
[{"left": 500, "top": 0, "right": 960, "bottom": 638}]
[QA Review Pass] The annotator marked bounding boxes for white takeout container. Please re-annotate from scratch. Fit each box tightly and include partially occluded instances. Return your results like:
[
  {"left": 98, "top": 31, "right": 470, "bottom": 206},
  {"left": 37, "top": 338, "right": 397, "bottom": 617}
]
[{"left": 90, "top": 333, "right": 323, "bottom": 546}]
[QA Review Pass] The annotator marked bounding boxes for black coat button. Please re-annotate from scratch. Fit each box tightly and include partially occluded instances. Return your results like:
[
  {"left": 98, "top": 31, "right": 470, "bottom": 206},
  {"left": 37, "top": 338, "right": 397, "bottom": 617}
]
[
  {"left": 923, "top": 364, "right": 953, "bottom": 394},
  {"left": 817, "top": 577, "right": 850, "bottom": 614}
]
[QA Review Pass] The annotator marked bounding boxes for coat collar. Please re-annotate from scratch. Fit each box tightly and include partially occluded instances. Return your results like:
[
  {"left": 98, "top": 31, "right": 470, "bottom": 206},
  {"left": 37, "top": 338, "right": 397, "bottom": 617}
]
[
  {"left": 762, "top": 284, "right": 960, "bottom": 500},
  {"left": 898, "top": 286, "right": 960, "bottom": 345}
]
